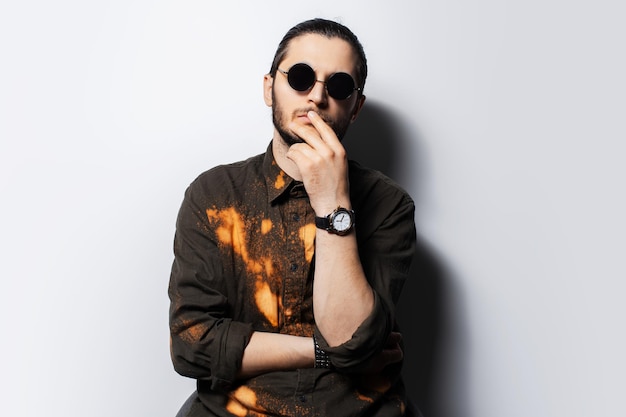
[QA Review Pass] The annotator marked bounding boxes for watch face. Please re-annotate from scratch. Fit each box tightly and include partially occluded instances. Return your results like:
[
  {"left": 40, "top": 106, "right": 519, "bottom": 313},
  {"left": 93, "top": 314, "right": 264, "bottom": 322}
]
[{"left": 332, "top": 211, "right": 352, "bottom": 232}]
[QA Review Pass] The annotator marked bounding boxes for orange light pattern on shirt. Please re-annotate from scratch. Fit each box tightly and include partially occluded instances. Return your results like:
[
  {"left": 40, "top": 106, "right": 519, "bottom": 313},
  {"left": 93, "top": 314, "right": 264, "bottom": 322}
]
[
  {"left": 261, "top": 219, "right": 272, "bottom": 235},
  {"left": 356, "top": 393, "right": 375, "bottom": 404},
  {"left": 355, "top": 373, "right": 394, "bottom": 405},
  {"left": 255, "top": 281, "right": 279, "bottom": 327},
  {"left": 226, "top": 386, "right": 264, "bottom": 416},
  {"left": 178, "top": 320, "right": 208, "bottom": 344},
  {"left": 207, "top": 207, "right": 250, "bottom": 261},
  {"left": 274, "top": 170, "right": 286, "bottom": 189},
  {"left": 206, "top": 207, "right": 280, "bottom": 327},
  {"left": 299, "top": 223, "right": 316, "bottom": 263}
]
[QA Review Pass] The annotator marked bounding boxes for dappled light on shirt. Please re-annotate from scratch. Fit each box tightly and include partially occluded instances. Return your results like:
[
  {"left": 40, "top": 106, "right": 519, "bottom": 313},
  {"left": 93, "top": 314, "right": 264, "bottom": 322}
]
[
  {"left": 206, "top": 206, "right": 281, "bottom": 327},
  {"left": 226, "top": 386, "right": 264, "bottom": 416}
]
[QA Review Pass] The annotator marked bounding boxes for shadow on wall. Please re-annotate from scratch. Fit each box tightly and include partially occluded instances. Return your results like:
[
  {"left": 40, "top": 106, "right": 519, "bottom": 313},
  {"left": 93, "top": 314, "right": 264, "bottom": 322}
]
[
  {"left": 344, "top": 101, "right": 468, "bottom": 417},
  {"left": 343, "top": 100, "right": 417, "bottom": 188}
]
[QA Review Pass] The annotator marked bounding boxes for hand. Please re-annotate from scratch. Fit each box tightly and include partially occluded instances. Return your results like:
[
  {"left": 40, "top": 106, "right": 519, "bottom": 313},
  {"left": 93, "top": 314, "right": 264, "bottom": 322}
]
[
  {"left": 286, "top": 111, "right": 351, "bottom": 215},
  {"left": 361, "top": 332, "right": 404, "bottom": 374}
]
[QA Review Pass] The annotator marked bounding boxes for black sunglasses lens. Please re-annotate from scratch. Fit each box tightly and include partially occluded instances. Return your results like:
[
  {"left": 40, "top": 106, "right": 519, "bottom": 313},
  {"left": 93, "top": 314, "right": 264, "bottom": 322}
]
[
  {"left": 327, "top": 72, "right": 356, "bottom": 100},
  {"left": 287, "top": 64, "right": 316, "bottom": 91},
  {"left": 286, "top": 63, "right": 357, "bottom": 100}
]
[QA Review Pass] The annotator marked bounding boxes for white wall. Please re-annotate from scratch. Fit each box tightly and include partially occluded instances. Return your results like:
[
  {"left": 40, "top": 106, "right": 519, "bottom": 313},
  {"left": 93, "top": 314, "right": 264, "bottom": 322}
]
[{"left": 1, "top": 1, "right": 624, "bottom": 416}]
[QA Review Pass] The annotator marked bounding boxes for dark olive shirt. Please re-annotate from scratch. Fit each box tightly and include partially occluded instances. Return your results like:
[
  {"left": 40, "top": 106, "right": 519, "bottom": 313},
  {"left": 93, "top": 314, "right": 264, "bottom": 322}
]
[{"left": 169, "top": 142, "right": 417, "bottom": 417}]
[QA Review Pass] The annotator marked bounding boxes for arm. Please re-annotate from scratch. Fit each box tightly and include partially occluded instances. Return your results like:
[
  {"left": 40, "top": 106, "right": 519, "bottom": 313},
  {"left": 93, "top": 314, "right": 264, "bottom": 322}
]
[
  {"left": 170, "top": 137, "right": 412, "bottom": 383},
  {"left": 286, "top": 111, "right": 416, "bottom": 369},
  {"left": 319, "top": 184, "right": 416, "bottom": 371},
  {"left": 238, "top": 332, "right": 314, "bottom": 379},
  {"left": 169, "top": 179, "right": 316, "bottom": 388},
  {"left": 169, "top": 180, "right": 264, "bottom": 391},
  {"left": 312, "top": 224, "right": 374, "bottom": 346},
  {"left": 286, "top": 111, "right": 374, "bottom": 346}
]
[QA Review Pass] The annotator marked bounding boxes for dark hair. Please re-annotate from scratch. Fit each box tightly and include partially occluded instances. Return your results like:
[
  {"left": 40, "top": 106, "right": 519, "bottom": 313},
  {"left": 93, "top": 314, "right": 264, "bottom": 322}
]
[{"left": 268, "top": 18, "right": 368, "bottom": 91}]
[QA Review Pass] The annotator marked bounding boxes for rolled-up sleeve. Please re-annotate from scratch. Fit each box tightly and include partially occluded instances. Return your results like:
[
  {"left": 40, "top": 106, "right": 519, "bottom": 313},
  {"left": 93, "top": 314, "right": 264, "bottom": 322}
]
[
  {"left": 314, "top": 291, "right": 391, "bottom": 371},
  {"left": 168, "top": 182, "right": 253, "bottom": 392},
  {"left": 316, "top": 173, "right": 417, "bottom": 373}
]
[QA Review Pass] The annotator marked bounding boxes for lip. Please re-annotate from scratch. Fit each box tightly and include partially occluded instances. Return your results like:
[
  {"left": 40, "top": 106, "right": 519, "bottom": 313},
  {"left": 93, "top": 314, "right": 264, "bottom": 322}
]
[{"left": 295, "top": 113, "right": 312, "bottom": 124}]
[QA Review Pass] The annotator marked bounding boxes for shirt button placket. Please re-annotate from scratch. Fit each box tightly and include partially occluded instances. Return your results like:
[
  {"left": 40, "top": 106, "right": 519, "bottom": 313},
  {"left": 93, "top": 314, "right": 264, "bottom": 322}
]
[{"left": 283, "top": 207, "right": 305, "bottom": 330}]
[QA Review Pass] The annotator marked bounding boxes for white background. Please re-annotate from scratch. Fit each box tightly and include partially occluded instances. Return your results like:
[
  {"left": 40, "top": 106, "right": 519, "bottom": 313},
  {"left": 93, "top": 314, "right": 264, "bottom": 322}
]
[{"left": 1, "top": 1, "right": 624, "bottom": 416}]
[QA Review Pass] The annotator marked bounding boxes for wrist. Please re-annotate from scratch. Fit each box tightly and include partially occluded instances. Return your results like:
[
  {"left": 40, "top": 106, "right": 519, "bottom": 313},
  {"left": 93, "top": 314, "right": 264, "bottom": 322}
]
[{"left": 310, "top": 194, "right": 351, "bottom": 217}]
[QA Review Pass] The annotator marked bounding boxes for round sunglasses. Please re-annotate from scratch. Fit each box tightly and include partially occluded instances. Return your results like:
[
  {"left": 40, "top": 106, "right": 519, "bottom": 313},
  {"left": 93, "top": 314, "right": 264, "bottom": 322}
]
[{"left": 277, "top": 63, "right": 361, "bottom": 100}]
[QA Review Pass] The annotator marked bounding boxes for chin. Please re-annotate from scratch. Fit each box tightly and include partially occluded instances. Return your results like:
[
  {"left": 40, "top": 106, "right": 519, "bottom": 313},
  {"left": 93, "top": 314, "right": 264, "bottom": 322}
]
[{"left": 275, "top": 128, "right": 302, "bottom": 147}]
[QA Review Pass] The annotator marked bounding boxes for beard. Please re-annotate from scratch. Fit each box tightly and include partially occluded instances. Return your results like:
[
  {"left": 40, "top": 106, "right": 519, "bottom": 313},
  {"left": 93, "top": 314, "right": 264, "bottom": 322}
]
[{"left": 271, "top": 90, "right": 352, "bottom": 147}]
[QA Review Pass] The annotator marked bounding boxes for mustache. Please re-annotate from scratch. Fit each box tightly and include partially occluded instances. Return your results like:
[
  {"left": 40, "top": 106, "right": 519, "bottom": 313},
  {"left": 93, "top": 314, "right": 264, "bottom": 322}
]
[{"left": 293, "top": 107, "right": 332, "bottom": 124}]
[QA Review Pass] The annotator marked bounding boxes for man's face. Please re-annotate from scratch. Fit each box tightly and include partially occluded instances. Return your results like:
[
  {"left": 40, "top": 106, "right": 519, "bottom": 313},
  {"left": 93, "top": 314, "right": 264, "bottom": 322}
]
[{"left": 264, "top": 34, "right": 364, "bottom": 146}]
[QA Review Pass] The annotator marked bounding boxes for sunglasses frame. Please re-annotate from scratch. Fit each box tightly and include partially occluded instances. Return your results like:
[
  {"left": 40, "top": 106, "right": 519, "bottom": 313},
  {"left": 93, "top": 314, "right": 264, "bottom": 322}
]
[{"left": 277, "top": 63, "right": 362, "bottom": 100}]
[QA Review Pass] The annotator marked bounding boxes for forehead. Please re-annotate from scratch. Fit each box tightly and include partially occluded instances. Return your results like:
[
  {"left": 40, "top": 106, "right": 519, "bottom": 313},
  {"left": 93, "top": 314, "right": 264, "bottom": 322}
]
[{"left": 281, "top": 33, "right": 358, "bottom": 75}]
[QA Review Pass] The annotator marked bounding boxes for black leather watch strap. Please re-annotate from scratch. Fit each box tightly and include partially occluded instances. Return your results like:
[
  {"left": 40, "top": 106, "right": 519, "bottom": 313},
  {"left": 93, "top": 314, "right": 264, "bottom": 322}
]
[{"left": 315, "top": 215, "right": 331, "bottom": 230}]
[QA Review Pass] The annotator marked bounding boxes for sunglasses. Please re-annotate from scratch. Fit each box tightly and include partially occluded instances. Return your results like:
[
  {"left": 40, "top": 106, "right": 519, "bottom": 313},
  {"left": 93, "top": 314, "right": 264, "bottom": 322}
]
[{"left": 277, "top": 63, "right": 361, "bottom": 100}]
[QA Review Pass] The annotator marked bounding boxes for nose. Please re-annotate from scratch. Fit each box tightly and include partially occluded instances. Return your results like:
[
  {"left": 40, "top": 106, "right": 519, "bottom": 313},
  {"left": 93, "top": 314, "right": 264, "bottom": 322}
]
[{"left": 307, "top": 79, "right": 328, "bottom": 106}]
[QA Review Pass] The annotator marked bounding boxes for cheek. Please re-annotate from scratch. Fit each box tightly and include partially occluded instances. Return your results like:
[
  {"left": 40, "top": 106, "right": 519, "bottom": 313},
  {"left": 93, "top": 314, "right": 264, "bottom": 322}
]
[
  {"left": 331, "top": 104, "right": 356, "bottom": 124},
  {"left": 274, "top": 94, "right": 302, "bottom": 122},
  {"left": 274, "top": 81, "right": 296, "bottom": 103}
]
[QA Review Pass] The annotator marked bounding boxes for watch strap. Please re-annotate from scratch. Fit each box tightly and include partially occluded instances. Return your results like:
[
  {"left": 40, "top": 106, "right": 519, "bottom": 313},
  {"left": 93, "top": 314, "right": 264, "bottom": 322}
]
[{"left": 315, "top": 215, "right": 331, "bottom": 230}]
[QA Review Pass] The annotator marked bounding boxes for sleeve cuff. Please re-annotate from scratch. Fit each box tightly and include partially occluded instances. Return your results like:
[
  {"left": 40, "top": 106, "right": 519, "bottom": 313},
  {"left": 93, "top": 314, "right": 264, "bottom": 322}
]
[
  {"left": 314, "top": 291, "right": 392, "bottom": 372},
  {"left": 209, "top": 320, "right": 254, "bottom": 392}
]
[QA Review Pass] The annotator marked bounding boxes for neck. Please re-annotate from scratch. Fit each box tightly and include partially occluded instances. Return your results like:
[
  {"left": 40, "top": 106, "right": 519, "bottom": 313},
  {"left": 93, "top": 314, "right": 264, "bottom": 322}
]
[{"left": 271, "top": 132, "right": 303, "bottom": 181}]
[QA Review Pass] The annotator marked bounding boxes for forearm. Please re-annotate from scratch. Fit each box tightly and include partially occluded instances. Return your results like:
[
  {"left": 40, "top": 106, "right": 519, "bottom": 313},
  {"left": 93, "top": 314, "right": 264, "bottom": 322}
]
[
  {"left": 312, "top": 230, "right": 375, "bottom": 347},
  {"left": 238, "top": 332, "right": 315, "bottom": 379},
  {"left": 282, "top": 111, "right": 376, "bottom": 346}
]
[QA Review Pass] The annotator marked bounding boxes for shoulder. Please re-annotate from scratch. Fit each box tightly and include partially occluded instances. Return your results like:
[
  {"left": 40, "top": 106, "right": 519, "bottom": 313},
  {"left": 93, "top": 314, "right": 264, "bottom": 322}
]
[
  {"left": 348, "top": 160, "right": 414, "bottom": 208},
  {"left": 179, "top": 152, "right": 267, "bottom": 210},
  {"left": 188, "top": 152, "right": 265, "bottom": 191},
  {"left": 348, "top": 160, "right": 416, "bottom": 249}
]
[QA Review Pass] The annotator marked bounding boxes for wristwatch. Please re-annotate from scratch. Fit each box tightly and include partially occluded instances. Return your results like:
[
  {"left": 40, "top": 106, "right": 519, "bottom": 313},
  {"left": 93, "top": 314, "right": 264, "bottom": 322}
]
[{"left": 315, "top": 207, "right": 355, "bottom": 236}]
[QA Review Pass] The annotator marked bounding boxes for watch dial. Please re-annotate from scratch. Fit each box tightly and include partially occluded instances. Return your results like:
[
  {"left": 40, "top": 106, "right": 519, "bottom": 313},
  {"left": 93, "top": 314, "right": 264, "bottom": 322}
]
[{"left": 333, "top": 212, "right": 351, "bottom": 231}]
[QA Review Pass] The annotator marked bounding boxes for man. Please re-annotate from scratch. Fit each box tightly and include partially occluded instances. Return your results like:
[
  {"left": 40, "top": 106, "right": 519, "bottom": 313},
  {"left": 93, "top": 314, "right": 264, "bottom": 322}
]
[{"left": 169, "top": 18, "right": 419, "bottom": 417}]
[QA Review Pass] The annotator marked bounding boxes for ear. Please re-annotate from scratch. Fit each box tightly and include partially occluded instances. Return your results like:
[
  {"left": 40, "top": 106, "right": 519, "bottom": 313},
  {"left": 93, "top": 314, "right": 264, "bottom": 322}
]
[
  {"left": 263, "top": 74, "right": 274, "bottom": 107},
  {"left": 350, "top": 94, "right": 366, "bottom": 123}
]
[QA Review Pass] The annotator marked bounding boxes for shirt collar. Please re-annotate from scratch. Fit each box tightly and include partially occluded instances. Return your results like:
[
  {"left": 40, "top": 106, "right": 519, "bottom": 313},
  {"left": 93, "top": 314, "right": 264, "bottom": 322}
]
[{"left": 263, "top": 141, "right": 299, "bottom": 204}]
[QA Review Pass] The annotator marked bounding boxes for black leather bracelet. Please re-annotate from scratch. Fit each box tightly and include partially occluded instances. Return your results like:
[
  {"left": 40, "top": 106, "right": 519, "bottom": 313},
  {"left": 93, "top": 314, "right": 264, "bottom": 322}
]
[{"left": 313, "top": 334, "right": 332, "bottom": 369}]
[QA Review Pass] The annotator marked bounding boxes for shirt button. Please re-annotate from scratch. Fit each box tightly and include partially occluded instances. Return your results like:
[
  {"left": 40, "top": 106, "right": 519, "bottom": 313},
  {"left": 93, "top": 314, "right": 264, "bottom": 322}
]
[{"left": 290, "top": 263, "right": 298, "bottom": 271}]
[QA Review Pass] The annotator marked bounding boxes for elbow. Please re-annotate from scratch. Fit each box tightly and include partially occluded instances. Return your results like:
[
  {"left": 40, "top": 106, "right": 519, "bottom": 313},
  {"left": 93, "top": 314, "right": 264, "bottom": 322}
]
[
  {"left": 316, "top": 288, "right": 376, "bottom": 347},
  {"left": 169, "top": 336, "right": 211, "bottom": 379},
  {"left": 317, "top": 292, "right": 393, "bottom": 372}
]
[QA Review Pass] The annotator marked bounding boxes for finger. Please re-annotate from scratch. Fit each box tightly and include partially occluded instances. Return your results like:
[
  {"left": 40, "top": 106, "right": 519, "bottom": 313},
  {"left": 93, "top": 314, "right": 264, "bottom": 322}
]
[
  {"left": 288, "top": 120, "right": 325, "bottom": 149},
  {"left": 284, "top": 142, "right": 318, "bottom": 166},
  {"left": 307, "top": 111, "right": 341, "bottom": 146}
]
